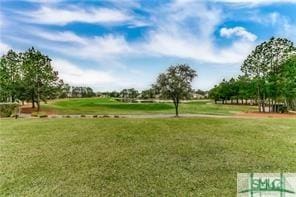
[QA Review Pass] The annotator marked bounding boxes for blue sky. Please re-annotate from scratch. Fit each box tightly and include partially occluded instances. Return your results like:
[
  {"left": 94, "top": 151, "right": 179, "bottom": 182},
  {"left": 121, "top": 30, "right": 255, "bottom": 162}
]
[{"left": 1, "top": 0, "right": 296, "bottom": 91}]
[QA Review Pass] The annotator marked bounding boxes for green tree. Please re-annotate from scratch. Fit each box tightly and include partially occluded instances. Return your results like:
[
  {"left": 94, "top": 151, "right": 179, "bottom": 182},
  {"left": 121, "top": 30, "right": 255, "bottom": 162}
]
[
  {"left": 241, "top": 37, "right": 295, "bottom": 112},
  {"left": 22, "top": 47, "right": 61, "bottom": 111},
  {"left": 280, "top": 56, "right": 296, "bottom": 110},
  {"left": 209, "top": 85, "right": 221, "bottom": 104},
  {"left": 0, "top": 50, "right": 21, "bottom": 102},
  {"left": 154, "top": 64, "right": 197, "bottom": 117},
  {"left": 141, "top": 88, "right": 157, "bottom": 99}
]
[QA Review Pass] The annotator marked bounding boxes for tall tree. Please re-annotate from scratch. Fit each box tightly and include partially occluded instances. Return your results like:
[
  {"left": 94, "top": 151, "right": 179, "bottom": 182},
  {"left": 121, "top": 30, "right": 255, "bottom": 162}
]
[
  {"left": 280, "top": 56, "right": 296, "bottom": 110},
  {"left": 154, "top": 64, "right": 197, "bottom": 117},
  {"left": 241, "top": 37, "right": 295, "bottom": 112},
  {"left": 0, "top": 50, "right": 21, "bottom": 102},
  {"left": 22, "top": 47, "right": 60, "bottom": 111}
]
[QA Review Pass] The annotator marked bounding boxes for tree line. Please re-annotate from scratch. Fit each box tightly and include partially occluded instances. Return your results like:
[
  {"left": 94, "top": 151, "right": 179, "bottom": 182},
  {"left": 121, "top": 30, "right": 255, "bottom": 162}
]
[
  {"left": 59, "top": 84, "right": 96, "bottom": 98},
  {"left": 209, "top": 37, "right": 296, "bottom": 112}
]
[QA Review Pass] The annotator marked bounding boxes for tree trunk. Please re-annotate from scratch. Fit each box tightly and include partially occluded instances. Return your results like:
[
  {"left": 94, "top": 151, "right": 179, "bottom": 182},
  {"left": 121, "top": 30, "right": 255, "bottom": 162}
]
[
  {"left": 262, "top": 92, "right": 266, "bottom": 113},
  {"left": 173, "top": 96, "right": 179, "bottom": 117},
  {"left": 37, "top": 101, "right": 40, "bottom": 112},
  {"left": 32, "top": 93, "right": 35, "bottom": 108},
  {"left": 257, "top": 86, "right": 261, "bottom": 112},
  {"left": 37, "top": 83, "right": 40, "bottom": 111},
  {"left": 175, "top": 103, "right": 179, "bottom": 117}
]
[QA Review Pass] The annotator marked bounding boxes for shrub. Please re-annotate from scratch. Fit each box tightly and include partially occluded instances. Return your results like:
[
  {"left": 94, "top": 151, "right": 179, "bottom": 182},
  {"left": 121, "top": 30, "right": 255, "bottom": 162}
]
[
  {"left": 0, "top": 103, "right": 19, "bottom": 118},
  {"left": 81, "top": 114, "right": 86, "bottom": 118},
  {"left": 39, "top": 114, "right": 48, "bottom": 118},
  {"left": 140, "top": 100, "right": 154, "bottom": 103},
  {"left": 114, "top": 115, "right": 120, "bottom": 118},
  {"left": 93, "top": 115, "right": 98, "bottom": 118},
  {"left": 102, "top": 115, "right": 110, "bottom": 118}
]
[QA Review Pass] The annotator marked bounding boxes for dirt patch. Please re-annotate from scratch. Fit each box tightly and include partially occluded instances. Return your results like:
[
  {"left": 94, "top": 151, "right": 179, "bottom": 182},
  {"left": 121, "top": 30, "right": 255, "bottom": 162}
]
[
  {"left": 20, "top": 105, "right": 55, "bottom": 115},
  {"left": 20, "top": 106, "right": 37, "bottom": 114}
]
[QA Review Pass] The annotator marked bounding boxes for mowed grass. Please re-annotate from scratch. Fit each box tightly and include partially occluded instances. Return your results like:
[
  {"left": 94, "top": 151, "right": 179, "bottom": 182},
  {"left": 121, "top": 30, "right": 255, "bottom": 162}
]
[
  {"left": 42, "top": 97, "right": 255, "bottom": 115},
  {"left": 1, "top": 118, "right": 295, "bottom": 196}
]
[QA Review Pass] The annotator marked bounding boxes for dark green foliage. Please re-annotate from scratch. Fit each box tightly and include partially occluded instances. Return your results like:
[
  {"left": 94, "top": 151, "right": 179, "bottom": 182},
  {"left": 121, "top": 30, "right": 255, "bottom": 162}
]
[
  {"left": 70, "top": 86, "right": 95, "bottom": 98},
  {"left": 280, "top": 56, "right": 296, "bottom": 110},
  {"left": 0, "top": 103, "right": 19, "bottom": 117},
  {"left": 119, "top": 88, "right": 139, "bottom": 102},
  {"left": 22, "top": 47, "right": 63, "bottom": 111},
  {"left": 0, "top": 50, "right": 21, "bottom": 102},
  {"left": 140, "top": 88, "right": 158, "bottom": 99},
  {"left": 209, "top": 77, "right": 256, "bottom": 104}
]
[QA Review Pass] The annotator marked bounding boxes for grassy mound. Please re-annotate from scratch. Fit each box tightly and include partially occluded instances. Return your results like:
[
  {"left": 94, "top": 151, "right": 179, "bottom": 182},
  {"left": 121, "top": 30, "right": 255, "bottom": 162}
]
[{"left": 41, "top": 98, "right": 255, "bottom": 115}]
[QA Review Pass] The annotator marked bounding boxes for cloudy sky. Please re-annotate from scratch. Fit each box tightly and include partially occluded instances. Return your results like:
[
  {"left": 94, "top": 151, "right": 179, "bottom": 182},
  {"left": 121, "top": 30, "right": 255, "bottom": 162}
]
[{"left": 1, "top": 0, "right": 296, "bottom": 91}]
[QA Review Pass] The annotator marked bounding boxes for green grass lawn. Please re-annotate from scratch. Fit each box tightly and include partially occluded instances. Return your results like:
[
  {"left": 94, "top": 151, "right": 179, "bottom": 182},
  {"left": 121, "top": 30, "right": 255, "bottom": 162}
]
[
  {"left": 41, "top": 98, "right": 255, "bottom": 115},
  {"left": 1, "top": 118, "right": 295, "bottom": 196}
]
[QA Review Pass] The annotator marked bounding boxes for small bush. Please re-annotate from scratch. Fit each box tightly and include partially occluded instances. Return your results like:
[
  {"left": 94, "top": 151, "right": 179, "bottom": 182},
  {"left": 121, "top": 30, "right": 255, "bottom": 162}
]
[
  {"left": 81, "top": 114, "right": 86, "bottom": 118},
  {"left": 114, "top": 115, "right": 120, "bottom": 118},
  {"left": 140, "top": 100, "right": 154, "bottom": 103},
  {"left": 39, "top": 114, "right": 48, "bottom": 118},
  {"left": 0, "top": 103, "right": 19, "bottom": 118},
  {"left": 11, "top": 114, "right": 19, "bottom": 119},
  {"left": 93, "top": 115, "right": 98, "bottom": 118},
  {"left": 103, "top": 115, "right": 110, "bottom": 118}
]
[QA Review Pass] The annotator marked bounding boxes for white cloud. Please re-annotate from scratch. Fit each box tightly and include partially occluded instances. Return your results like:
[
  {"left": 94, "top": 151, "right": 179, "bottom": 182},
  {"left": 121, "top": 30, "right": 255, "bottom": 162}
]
[
  {"left": 249, "top": 12, "right": 280, "bottom": 25},
  {"left": 29, "top": 28, "right": 133, "bottom": 61},
  {"left": 21, "top": 6, "right": 132, "bottom": 25},
  {"left": 59, "top": 34, "right": 132, "bottom": 60},
  {"left": 212, "top": 0, "right": 296, "bottom": 5},
  {"left": 34, "top": 30, "right": 87, "bottom": 44},
  {"left": 25, "top": 1, "right": 256, "bottom": 65},
  {"left": 0, "top": 42, "right": 11, "bottom": 55},
  {"left": 140, "top": 1, "right": 256, "bottom": 64},
  {"left": 281, "top": 19, "right": 296, "bottom": 43},
  {"left": 220, "top": 26, "right": 257, "bottom": 41},
  {"left": 5, "top": 0, "right": 259, "bottom": 66},
  {"left": 52, "top": 59, "right": 115, "bottom": 86},
  {"left": 52, "top": 58, "right": 150, "bottom": 91}
]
